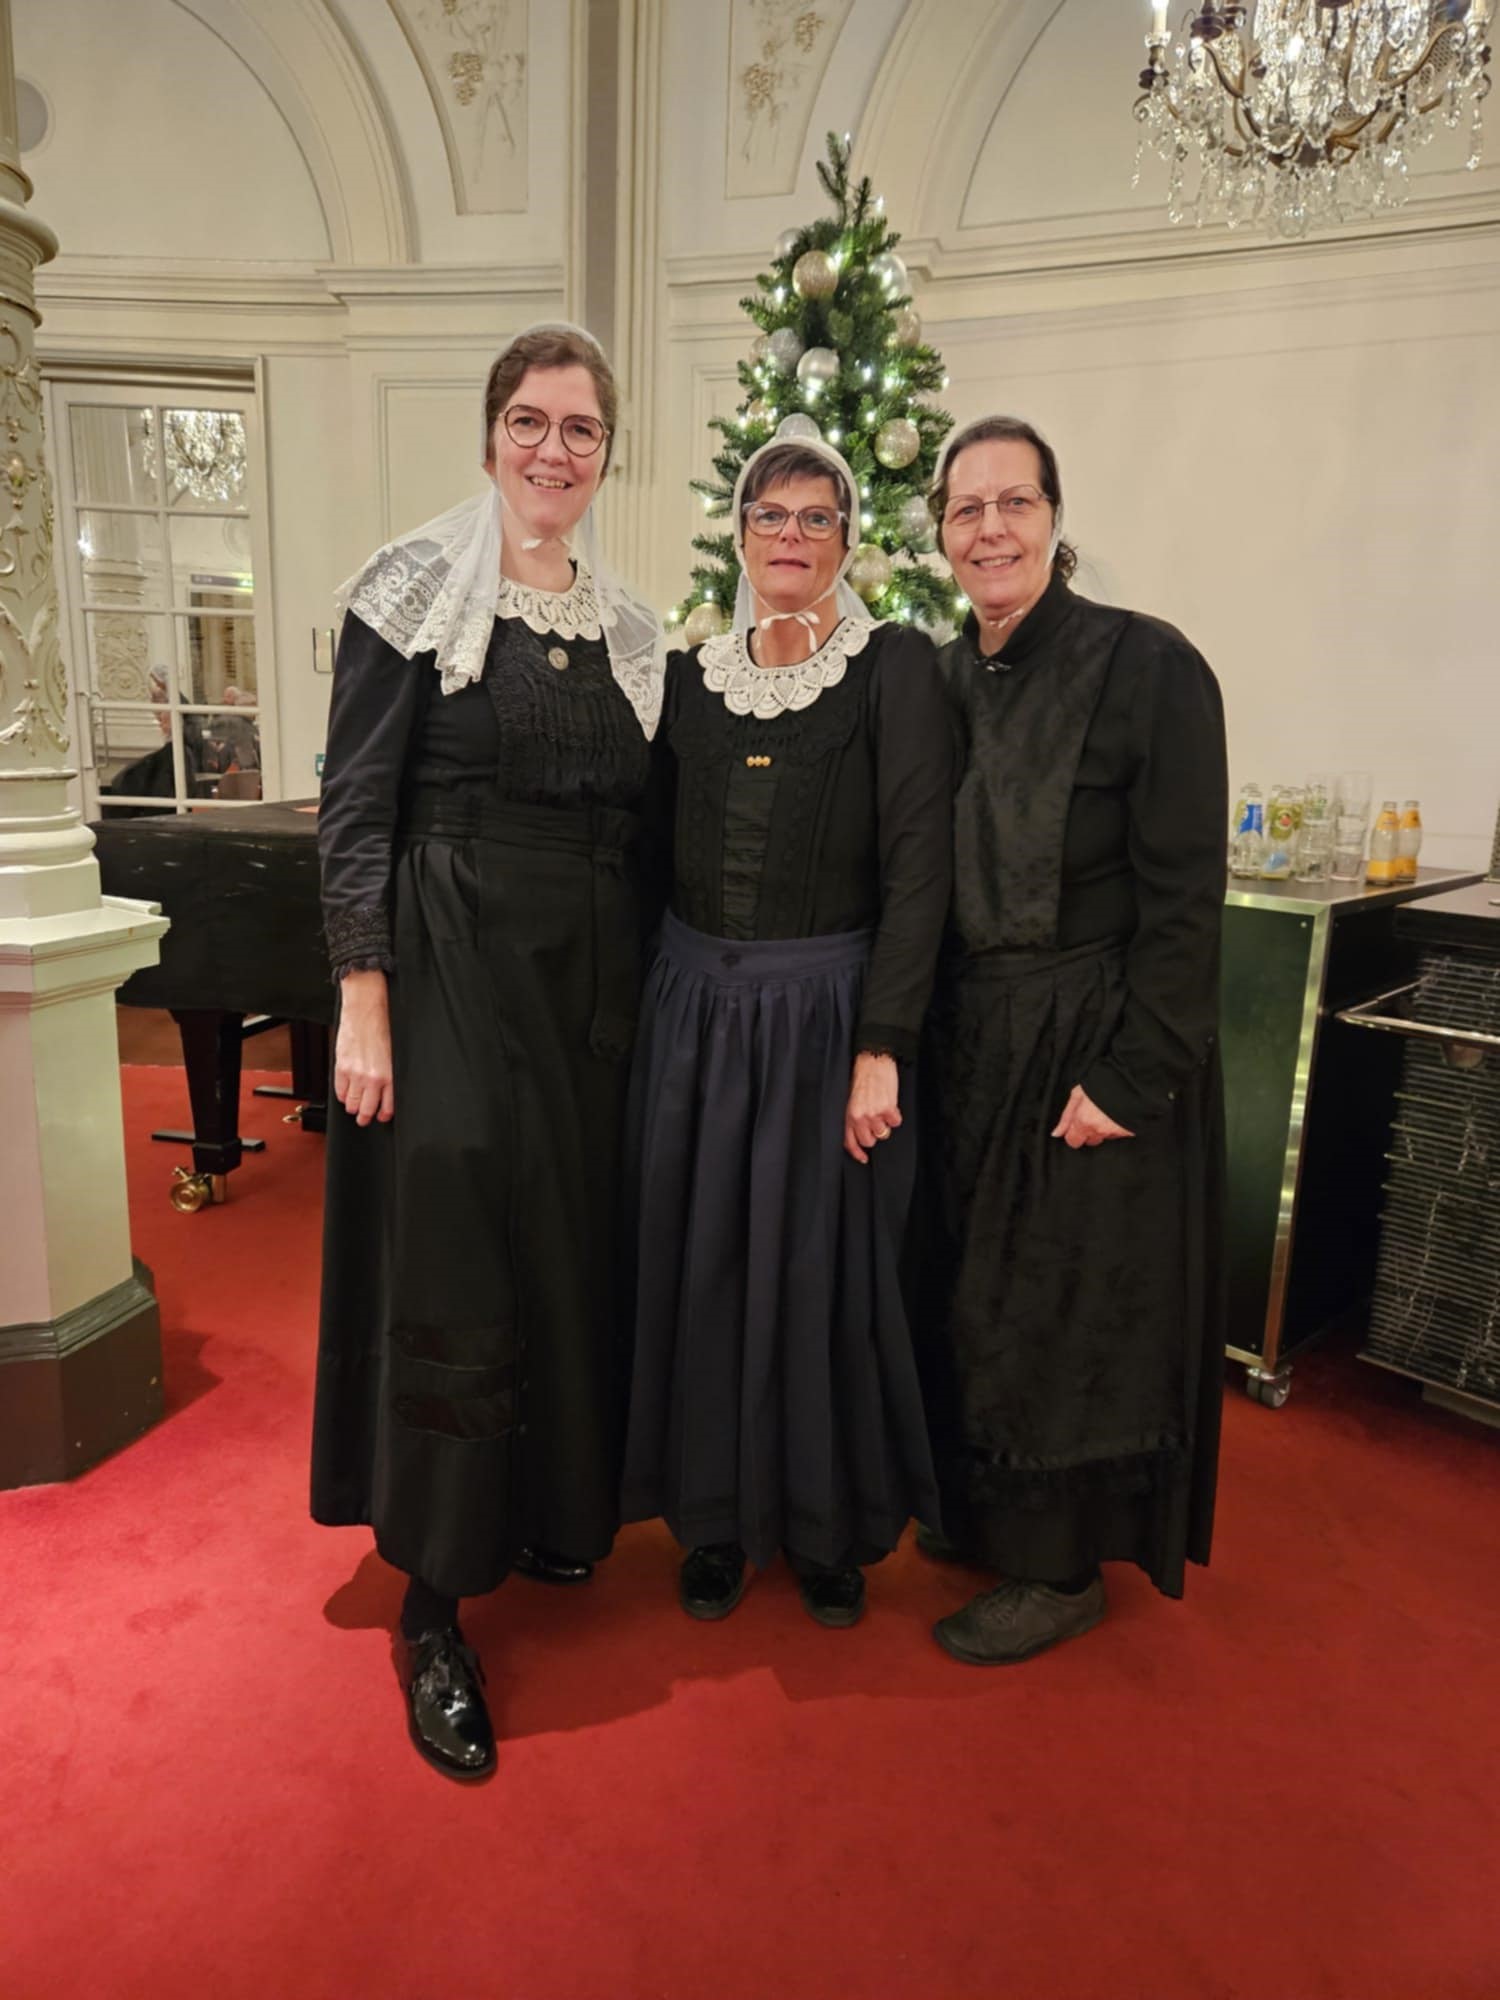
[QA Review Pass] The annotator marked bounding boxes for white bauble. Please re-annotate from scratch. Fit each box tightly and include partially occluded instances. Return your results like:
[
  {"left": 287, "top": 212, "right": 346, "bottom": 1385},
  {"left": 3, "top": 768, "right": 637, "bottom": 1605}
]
[
  {"left": 874, "top": 417, "right": 921, "bottom": 469},
  {"left": 749, "top": 333, "right": 770, "bottom": 365},
  {"left": 796, "top": 345, "right": 840, "bottom": 389},
  {"left": 775, "top": 227, "right": 802, "bottom": 262},
  {"left": 900, "top": 493, "right": 937, "bottom": 548},
  {"left": 890, "top": 305, "right": 922, "bottom": 348},
  {"left": 767, "top": 326, "right": 806, "bottom": 373},
  {"left": 869, "top": 250, "right": 909, "bottom": 295},
  {"left": 682, "top": 601, "right": 730, "bottom": 647},
  {"left": 775, "top": 414, "right": 823, "bottom": 443}
]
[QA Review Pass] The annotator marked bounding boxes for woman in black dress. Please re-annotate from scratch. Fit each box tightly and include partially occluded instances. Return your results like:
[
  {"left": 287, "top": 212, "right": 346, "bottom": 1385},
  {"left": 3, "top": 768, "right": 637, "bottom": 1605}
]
[
  {"left": 920, "top": 415, "right": 1227, "bottom": 1664},
  {"left": 312, "top": 324, "right": 663, "bottom": 1778},
  {"left": 621, "top": 424, "right": 953, "bottom": 1629}
]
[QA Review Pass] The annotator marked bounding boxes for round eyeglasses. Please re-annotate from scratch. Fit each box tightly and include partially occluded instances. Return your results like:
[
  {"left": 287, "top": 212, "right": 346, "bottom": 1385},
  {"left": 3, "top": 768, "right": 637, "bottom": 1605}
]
[
  {"left": 942, "top": 486, "right": 1048, "bottom": 532},
  {"left": 502, "top": 405, "right": 610, "bottom": 458},
  {"left": 743, "top": 502, "right": 847, "bottom": 541}
]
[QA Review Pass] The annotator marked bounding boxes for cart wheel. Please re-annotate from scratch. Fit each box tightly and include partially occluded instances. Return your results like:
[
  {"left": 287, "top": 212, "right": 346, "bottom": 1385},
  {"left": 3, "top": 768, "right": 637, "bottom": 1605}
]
[
  {"left": 170, "top": 1168, "right": 214, "bottom": 1214},
  {"left": 1246, "top": 1366, "right": 1291, "bottom": 1410}
]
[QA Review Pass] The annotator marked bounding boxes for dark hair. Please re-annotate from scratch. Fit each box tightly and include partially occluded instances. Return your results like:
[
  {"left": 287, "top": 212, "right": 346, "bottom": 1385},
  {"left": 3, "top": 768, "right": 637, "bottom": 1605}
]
[
  {"left": 929, "top": 415, "right": 1077, "bottom": 581},
  {"left": 741, "top": 445, "right": 852, "bottom": 546},
  {"left": 483, "top": 326, "right": 619, "bottom": 474}
]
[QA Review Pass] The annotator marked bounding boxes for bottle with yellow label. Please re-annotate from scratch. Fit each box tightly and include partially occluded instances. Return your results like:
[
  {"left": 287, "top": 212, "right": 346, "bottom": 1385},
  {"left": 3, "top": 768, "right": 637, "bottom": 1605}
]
[
  {"left": 1396, "top": 800, "right": 1423, "bottom": 883},
  {"left": 1366, "top": 800, "right": 1400, "bottom": 885}
]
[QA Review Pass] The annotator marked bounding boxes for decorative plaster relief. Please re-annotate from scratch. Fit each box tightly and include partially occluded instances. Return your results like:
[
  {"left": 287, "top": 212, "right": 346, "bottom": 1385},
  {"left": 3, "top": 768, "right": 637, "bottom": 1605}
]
[
  {"left": 728, "top": 0, "right": 851, "bottom": 199},
  {"left": 391, "top": 0, "right": 529, "bottom": 216},
  {"left": 0, "top": 329, "right": 68, "bottom": 760}
]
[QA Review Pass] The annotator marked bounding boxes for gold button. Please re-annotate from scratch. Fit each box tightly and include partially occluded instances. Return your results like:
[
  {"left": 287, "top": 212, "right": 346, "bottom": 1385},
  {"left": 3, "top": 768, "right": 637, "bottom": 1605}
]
[
  {"left": 547, "top": 645, "right": 569, "bottom": 671},
  {"left": 744, "top": 754, "right": 773, "bottom": 769}
]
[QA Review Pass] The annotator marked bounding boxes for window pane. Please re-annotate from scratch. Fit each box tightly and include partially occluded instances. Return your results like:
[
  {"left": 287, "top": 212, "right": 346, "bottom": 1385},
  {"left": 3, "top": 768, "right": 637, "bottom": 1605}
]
[
  {"left": 157, "top": 408, "right": 248, "bottom": 510},
  {"left": 68, "top": 406, "right": 157, "bottom": 506},
  {"left": 169, "top": 513, "right": 253, "bottom": 607},
  {"left": 85, "top": 610, "right": 173, "bottom": 705},
  {"left": 91, "top": 702, "right": 176, "bottom": 801},
  {"left": 78, "top": 510, "right": 165, "bottom": 608},
  {"left": 189, "top": 709, "right": 261, "bottom": 800},
  {"left": 178, "top": 611, "right": 257, "bottom": 705}
]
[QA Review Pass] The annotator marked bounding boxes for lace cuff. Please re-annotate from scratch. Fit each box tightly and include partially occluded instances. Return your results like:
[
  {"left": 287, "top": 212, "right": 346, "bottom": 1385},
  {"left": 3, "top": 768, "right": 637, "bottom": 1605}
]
[{"left": 325, "top": 904, "right": 393, "bottom": 976}]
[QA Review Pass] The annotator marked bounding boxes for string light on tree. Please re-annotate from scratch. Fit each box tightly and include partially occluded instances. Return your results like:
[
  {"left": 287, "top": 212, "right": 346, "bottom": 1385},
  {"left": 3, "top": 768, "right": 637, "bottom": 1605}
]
[{"left": 670, "top": 132, "right": 958, "bottom": 635}]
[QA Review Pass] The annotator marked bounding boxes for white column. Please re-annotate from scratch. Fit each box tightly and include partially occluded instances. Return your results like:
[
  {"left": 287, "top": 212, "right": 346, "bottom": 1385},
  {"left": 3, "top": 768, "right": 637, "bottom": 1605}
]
[{"left": 0, "top": 0, "right": 170, "bottom": 1487}]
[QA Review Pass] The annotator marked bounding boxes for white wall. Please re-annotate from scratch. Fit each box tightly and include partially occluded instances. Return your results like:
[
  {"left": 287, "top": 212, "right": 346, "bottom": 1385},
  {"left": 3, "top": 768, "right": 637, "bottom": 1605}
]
[{"left": 651, "top": 0, "right": 1500, "bottom": 870}]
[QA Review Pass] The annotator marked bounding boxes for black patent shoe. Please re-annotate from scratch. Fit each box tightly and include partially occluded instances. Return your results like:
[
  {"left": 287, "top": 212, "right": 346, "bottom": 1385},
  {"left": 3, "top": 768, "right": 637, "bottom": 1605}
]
[
  {"left": 797, "top": 1565, "right": 866, "bottom": 1629},
  {"left": 679, "top": 1542, "right": 748, "bottom": 1621},
  {"left": 514, "top": 1546, "right": 595, "bottom": 1585},
  {"left": 400, "top": 1625, "right": 496, "bottom": 1780}
]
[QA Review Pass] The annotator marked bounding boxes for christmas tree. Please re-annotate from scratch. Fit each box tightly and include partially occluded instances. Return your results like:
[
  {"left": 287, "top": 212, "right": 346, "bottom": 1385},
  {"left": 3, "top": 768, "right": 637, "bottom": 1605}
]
[{"left": 670, "top": 133, "right": 961, "bottom": 647}]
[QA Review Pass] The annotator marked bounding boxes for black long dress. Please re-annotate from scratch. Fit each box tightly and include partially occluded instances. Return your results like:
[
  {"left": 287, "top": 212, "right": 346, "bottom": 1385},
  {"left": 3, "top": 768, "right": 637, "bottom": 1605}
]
[
  {"left": 621, "top": 617, "right": 955, "bottom": 1570},
  {"left": 921, "top": 572, "right": 1228, "bottom": 1598},
  {"left": 311, "top": 602, "right": 651, "bottom": 1599}
]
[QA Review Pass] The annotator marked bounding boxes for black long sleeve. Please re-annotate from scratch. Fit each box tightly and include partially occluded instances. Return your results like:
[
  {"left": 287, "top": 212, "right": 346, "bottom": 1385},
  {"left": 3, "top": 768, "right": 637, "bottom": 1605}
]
[
  {"left": 316, "top": 611, "right": 426, "bottom": 974},
  {"left": 1078, "top": 618, "right": 1227, "bottom": 1130},
  {"left": 857, "top": 632, "right": 958, "bottom": 1060}
]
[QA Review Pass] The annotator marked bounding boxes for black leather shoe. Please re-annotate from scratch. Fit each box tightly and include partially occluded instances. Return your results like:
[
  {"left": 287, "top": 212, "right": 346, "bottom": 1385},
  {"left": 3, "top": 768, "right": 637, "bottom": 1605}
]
[
  {"left": 796, "top": 1565, "right": 866, "bottom": 1628},
  {"left": 513, "top": 1546, "right": 595, "bottom": 1585},
  {"left": 679, "top": 1542, "right": 747, "bottom": 1621},
  {"left": 400, "top": 1625, "right": 496, "bottom": 1780},
  {"left": 933, "top": 1576, "right": 1106, "bottom": 1666}
]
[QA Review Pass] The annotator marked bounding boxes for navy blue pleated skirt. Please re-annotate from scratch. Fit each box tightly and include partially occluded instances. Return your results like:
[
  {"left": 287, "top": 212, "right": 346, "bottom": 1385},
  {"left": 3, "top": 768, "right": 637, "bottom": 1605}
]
[{"left": 620, "top": 911, "right": 940, "bottom": 1570}]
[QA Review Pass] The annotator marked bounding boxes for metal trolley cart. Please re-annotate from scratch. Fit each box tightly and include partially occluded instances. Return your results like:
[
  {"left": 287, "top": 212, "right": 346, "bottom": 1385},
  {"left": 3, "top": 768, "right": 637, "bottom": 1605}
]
[{"left": 1219, "top": 868, "right": 1479, "bottom": 1407}]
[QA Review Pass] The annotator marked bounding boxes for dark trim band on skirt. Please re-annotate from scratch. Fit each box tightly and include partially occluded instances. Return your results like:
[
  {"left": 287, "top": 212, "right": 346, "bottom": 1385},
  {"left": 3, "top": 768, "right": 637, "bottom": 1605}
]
[{"left": 621, "top": 910, "right": 941, "bottom": 1571}]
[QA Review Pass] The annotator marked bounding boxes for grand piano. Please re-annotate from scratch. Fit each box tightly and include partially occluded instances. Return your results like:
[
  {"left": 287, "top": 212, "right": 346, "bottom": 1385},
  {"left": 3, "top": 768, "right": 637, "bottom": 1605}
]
[{"left": 93, "top": 802, "right": 331, "bottom": 1208}]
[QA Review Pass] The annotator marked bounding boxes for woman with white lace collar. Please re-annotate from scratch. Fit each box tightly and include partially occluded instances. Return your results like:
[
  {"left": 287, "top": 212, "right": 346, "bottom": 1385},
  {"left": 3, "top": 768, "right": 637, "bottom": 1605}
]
[
  {"left": 620, "top": 424, "right": 955, "bottom": 1629},
  {"left": 312, "top": 324, "right": 664, "bottom": 1782}
]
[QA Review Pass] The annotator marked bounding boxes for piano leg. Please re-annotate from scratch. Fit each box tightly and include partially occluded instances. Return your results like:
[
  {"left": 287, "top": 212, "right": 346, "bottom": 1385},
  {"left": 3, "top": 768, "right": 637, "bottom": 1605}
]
[
  {"left": 152, "top": 1008, "right": 267, "bottom": 1205},
  {"left": 251, "top": 1018, "right": 329, "bottom": 1134}
]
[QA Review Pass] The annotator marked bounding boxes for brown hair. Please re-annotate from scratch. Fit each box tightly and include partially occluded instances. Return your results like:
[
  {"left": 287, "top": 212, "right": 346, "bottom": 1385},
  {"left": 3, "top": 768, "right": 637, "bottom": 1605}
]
[
  {"left": 740, "top": 444, "right": 853, "bottom": 546},
  {"left": 483, "top": 326, "right": 619, "bottom": 473},
  {"left": 929, "top": 415, "right": 1077, "bottom": 581}
]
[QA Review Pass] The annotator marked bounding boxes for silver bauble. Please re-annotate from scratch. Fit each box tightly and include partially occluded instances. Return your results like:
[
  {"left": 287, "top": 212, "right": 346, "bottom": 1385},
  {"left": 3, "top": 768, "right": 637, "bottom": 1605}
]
[
  {"left": 796, "top": 345, "right": 840, "bottom": 389},
  {"left": 767, "top": 326, "right": 805, "bottom": 373},
  {"left": 900, "top": 492, "right": 937, "bottom": 548},
  {"left": 745, "top": 398, "right": 772, "bottom": 424},
  {"left": 847, "top": 543, "right": 893, "bottom": 602},
  {"left": 775, "top": 414, "right": 823, "bottom": 443},
  {"left": 682, "top": 601, "right": 729, "bottom": 647},
  {"left": 891, "top": 305, "right": 922, "bottom": 348},
  {"left": 775, "top": 227, "right": 803, "bottom": 262},
  {"left": 792, "top": 249, "right": 839, "bottom": 301},
  {"left": 870, "top": 250, "right": 909, "bottom": 295},
  {"left": 874, "top": 417, "right": 921, "bottom": 470},
  {"left": 749, "top": 333, "right": 770, "bottom": 365}
]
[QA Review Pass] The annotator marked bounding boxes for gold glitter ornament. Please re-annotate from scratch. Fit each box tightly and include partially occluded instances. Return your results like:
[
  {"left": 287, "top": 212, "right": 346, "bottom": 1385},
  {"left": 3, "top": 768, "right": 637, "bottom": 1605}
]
[
  {"left": 792, "top": 249, "right": 838, "bottom": 301},
  {"left": 874, "top": 417, "right": 920, "bottom": 470}
]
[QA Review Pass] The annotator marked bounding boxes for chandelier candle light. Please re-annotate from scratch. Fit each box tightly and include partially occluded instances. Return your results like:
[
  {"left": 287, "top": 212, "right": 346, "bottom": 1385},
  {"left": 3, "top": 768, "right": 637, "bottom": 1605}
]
[{"left": 1135, "top": 0, "right": 1493, "bottom": 237}]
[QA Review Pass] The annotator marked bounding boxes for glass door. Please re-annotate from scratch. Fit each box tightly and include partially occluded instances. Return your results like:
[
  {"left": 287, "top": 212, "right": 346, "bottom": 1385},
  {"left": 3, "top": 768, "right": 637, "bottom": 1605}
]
[{"left": 46, "top": 378, "right": 278, "bottom": 817}]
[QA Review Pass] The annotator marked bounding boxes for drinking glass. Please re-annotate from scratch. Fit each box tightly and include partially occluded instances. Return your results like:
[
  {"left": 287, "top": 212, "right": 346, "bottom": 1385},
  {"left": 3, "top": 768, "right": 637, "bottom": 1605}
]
[
  {"left": 1336, "top": 770, "right": 1372, "bottom": 817},
  {"left": 1331, "top": 812, "right": 1367, "bottom": 881}
]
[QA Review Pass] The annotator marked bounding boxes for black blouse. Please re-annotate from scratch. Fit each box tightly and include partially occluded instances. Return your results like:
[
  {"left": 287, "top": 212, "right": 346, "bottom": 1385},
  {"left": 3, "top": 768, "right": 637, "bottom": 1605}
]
[
  {"left": 660, "top": 619, "right": 956, "bottom": 1062},
  {"left": 318, "top": 609, "right": 650, "bottom": 973},
  {"left": 939, "top": 573, "right": 1227, "bottom": 1130}
]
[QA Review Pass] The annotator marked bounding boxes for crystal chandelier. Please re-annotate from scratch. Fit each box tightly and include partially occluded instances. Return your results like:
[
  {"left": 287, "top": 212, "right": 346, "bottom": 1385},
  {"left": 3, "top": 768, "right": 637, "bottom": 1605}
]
[
  {"left": 1134, "top": 0, "right": 1493, "bottom": 237},
  {"left": 140, "top": 409, "right": 247, "bottom": 505}
]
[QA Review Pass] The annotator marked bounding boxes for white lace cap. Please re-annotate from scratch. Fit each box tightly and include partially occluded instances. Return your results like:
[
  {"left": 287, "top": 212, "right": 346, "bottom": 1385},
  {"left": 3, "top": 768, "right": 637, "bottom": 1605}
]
[
  {"left": 334, "top": 321, "right": 664, "bottom": 738},
  {"left": 729, "top": 421, "right": 869, "bottom": 641}
]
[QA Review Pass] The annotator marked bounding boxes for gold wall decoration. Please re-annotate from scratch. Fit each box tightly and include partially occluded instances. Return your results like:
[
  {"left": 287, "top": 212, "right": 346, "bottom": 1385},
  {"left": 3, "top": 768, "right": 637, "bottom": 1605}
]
[
  {"left": 728, "top": 0, "right": 852, "bottom": 199},
  {"left": 390, "top": 0, "right": 529, "bottom": 216}
]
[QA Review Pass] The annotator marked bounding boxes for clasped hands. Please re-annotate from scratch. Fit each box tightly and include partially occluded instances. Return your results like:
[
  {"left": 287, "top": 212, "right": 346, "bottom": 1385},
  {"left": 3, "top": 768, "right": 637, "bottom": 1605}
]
[{"left": 1052, "top": 1084, "right": 1134, "bottom": 1150}]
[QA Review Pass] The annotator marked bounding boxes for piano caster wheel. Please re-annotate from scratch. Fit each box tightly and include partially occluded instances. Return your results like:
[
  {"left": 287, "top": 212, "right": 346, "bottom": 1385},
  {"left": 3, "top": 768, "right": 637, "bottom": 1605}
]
[
  {"left": 1246, "top": 1364, "right": 1291, "bottom": 1409},
  {"left": 170, "top": 1169, "right": 216, "bottom": 1213}
]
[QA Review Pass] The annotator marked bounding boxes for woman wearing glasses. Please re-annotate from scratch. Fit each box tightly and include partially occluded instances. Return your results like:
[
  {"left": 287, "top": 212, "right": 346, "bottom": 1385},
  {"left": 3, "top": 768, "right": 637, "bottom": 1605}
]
[
  {"left": 621, "top": 425, "right": 953, "bottom": 1628},
  {"left": 917, "top": 415, "right": 1227, "bottom": 1665},
  {"left": 312, "top": 324, "right": 664, "bottom": 1779}
]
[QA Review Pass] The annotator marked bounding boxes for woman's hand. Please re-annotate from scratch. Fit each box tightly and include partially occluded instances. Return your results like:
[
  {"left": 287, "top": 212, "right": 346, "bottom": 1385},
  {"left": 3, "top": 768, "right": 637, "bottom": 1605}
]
[
  {"left": 845, "top": 1052, "right": 901, "bottom": 1164},
  {"left": 1052, "top": 1084, "right": 1133, "bottom": 1150},
  {"left": 334, "top": 969, "right": 395, "bottom": 1126}
]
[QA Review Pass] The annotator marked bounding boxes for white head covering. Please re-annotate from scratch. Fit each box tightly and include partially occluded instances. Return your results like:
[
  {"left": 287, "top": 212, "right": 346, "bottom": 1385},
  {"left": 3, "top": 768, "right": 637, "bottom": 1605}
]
[
  {"left": 729, "top": 418, "right": 870, "bottom": 642},
  {"left": 335, "top": 322, "right": 664, "bottom": 737}
]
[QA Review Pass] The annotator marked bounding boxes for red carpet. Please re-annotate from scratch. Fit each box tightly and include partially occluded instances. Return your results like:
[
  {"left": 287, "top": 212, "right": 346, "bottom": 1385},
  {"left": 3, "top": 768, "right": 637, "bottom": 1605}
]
[{"left": 3, "top": 1067, "right": 1498, "bottom": 1999}]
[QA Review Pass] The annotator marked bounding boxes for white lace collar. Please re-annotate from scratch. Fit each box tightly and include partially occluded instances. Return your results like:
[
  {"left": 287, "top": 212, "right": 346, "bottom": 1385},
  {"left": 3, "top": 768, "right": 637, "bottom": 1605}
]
[
  {"left": 496, "top": 565, "right": 603, "bottom": 642},
  {"left": 699, "top": 617, "right": 880, "bottom": 721}
]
